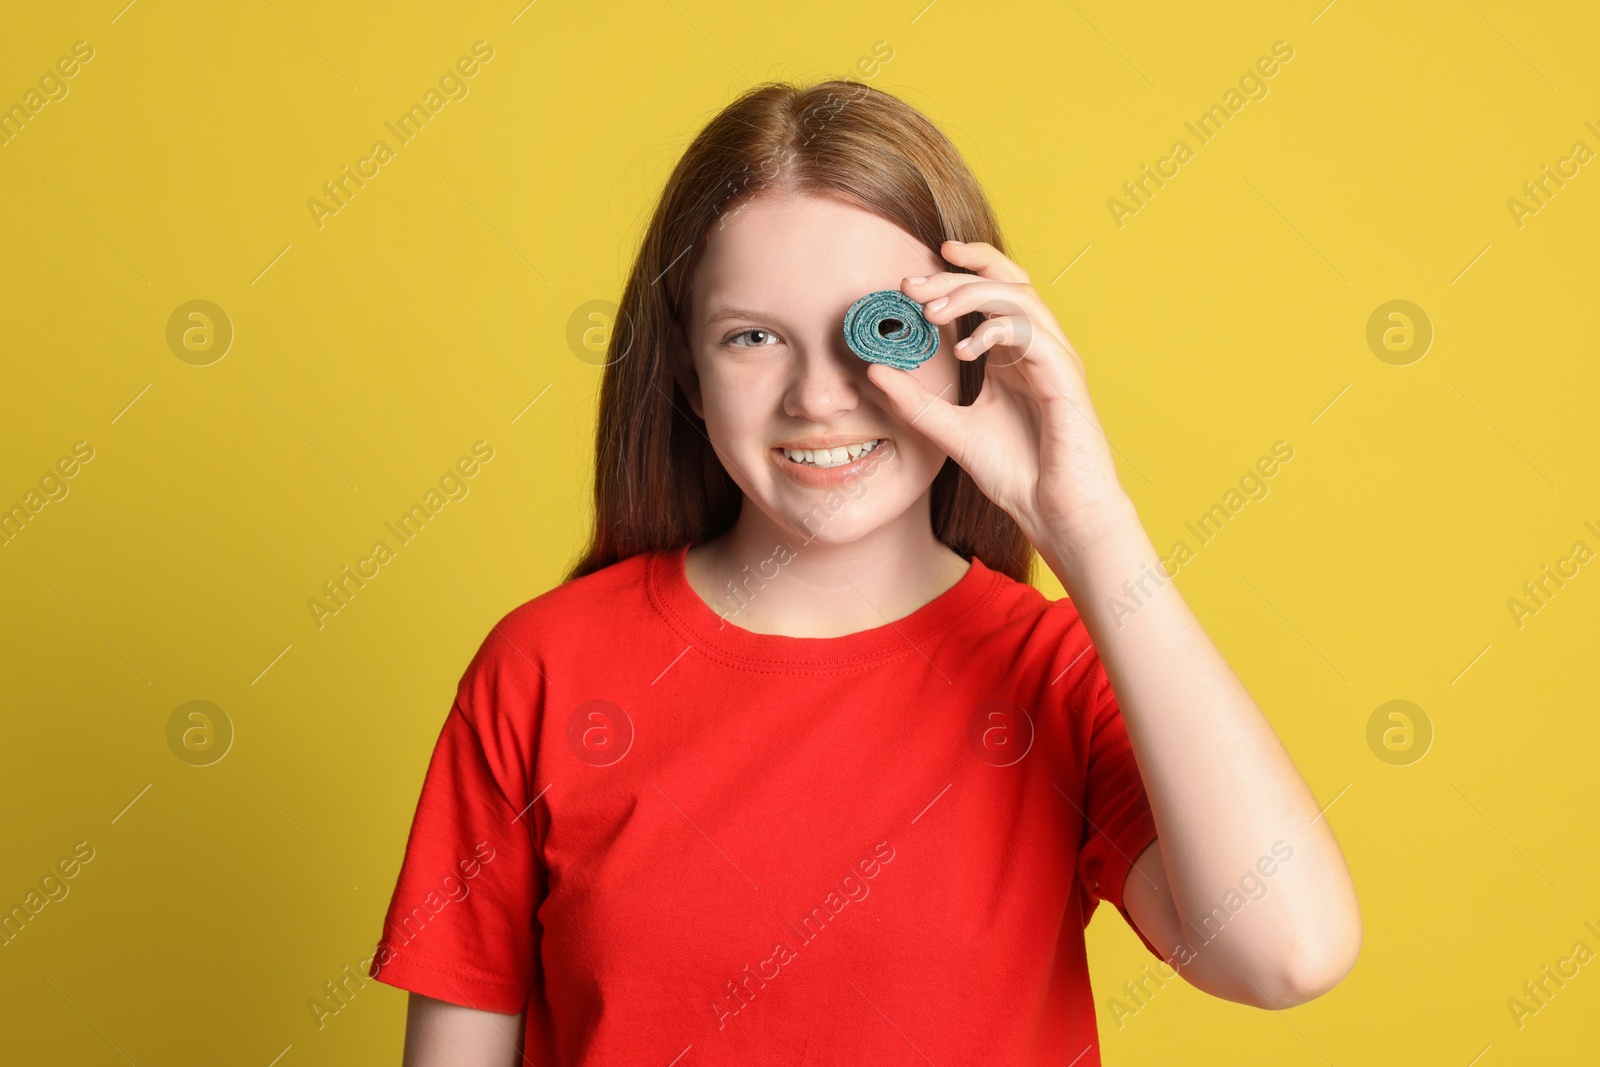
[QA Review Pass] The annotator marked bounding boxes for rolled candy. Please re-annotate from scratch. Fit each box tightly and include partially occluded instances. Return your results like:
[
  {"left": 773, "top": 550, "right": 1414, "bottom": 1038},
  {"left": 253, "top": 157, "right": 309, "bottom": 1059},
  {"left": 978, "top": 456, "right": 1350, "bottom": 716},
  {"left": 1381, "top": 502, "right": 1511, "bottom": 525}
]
[{"left": 842, "top": 289, "right": 940, "bottom": 370}]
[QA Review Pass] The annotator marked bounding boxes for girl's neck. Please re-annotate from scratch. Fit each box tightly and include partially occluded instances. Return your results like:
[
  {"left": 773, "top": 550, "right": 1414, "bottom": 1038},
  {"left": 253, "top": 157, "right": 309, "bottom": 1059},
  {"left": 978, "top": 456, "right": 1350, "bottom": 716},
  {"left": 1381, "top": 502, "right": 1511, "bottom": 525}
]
[{"left": 682, "top": 507, "right": 970, "bottom": 639}]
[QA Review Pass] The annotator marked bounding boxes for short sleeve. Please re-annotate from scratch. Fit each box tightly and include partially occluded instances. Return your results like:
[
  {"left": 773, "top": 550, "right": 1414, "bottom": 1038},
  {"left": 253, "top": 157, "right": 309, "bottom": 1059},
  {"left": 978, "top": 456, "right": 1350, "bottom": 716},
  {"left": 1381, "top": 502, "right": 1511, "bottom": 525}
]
[
  {"left": 368, "top": 699, "right": 544, "bottom": 1014},
  {"left": 1073, "top": 651, "right": 1164, "bottom": 960}
]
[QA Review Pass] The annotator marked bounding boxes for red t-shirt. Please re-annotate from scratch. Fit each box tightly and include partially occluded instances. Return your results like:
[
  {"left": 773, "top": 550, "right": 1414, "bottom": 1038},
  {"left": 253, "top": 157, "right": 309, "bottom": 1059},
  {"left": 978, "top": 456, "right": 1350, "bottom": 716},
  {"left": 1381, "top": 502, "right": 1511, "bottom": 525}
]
[{"left": 369, "top": 541, "right": 1162, "bottom": 1064}]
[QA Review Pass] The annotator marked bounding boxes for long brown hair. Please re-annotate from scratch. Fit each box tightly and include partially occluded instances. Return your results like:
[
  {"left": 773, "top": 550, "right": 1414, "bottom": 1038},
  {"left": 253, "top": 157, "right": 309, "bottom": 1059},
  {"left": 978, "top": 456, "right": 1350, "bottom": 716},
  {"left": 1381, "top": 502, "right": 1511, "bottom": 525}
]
[{"left": 565, "top": 78, "right": 1034, "bottom": 584}]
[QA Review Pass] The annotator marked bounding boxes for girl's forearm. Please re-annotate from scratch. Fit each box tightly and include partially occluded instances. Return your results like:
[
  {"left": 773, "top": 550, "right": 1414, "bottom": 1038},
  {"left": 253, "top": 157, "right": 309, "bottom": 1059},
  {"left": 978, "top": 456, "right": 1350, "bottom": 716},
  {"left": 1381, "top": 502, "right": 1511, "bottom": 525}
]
[{"left": 1036, "top": 498, "right": 1361, "bottom": 994}]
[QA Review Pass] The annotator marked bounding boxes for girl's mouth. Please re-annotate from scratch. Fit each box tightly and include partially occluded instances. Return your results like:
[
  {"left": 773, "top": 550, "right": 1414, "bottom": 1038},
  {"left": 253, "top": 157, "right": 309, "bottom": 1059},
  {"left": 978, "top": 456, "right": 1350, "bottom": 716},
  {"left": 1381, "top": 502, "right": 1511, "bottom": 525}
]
[
  {"left": 770, "top": 438, "right": 894, "bottom": 487},
  {"left": 779, "top": 439, "right": 884, "bottom": 469}
]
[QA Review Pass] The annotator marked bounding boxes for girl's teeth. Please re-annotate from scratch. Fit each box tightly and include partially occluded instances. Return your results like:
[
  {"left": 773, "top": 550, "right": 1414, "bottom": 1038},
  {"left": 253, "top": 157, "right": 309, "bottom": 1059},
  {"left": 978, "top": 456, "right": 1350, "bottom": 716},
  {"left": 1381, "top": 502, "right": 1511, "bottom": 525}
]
[{"left": 784, "top": 439, "right": 880, "bottom": 469}]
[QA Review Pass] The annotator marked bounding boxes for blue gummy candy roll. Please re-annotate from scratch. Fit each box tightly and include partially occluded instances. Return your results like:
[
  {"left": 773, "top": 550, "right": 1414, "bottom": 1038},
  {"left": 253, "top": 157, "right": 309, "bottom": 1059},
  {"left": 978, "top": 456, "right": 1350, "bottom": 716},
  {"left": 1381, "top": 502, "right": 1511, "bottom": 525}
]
[{"left": 842, "top": 289, "right": 940, "bottom": 370}]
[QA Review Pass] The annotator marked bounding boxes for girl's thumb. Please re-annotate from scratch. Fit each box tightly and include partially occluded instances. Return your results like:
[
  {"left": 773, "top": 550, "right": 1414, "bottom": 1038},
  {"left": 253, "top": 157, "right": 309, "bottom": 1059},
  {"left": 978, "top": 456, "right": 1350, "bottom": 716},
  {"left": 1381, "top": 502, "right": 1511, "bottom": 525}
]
[{"left": 865, "top": 363, "right": 963, "bottom": 455}]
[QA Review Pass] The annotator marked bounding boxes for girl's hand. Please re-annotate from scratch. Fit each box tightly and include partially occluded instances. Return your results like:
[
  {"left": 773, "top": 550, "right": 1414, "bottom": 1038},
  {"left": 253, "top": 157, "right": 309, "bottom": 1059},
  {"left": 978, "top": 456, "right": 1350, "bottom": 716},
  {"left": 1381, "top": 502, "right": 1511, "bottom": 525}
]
[{"left": 866, "top": 239, "right": 1133, "bottom": 553}]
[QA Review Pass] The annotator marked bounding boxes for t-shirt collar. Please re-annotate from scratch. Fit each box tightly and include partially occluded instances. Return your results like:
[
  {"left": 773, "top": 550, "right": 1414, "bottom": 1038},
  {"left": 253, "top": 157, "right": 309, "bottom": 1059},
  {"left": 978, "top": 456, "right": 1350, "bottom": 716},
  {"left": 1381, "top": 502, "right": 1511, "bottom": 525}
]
[{"left": 647, "top": 540, "right": 1002, "bottom": 671}]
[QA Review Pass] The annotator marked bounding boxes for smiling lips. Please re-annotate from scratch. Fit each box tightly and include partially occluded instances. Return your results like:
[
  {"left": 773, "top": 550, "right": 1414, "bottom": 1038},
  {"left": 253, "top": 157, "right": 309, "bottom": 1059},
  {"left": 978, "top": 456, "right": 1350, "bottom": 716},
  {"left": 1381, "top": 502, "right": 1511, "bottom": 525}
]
[
  {"left": 778, "top": 439, "right": 884, "bottom": 469},
  {"left": 770, "top": 436, "right": 895, "bottom": 488}
]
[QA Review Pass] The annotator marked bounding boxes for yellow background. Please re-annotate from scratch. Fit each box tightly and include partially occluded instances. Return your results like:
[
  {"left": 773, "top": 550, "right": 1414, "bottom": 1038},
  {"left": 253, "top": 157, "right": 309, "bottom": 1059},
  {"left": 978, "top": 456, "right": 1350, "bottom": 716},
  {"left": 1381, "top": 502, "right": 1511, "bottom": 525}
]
[{"left": 2, "top": 0, "right": 1596, "bottom": 1062}]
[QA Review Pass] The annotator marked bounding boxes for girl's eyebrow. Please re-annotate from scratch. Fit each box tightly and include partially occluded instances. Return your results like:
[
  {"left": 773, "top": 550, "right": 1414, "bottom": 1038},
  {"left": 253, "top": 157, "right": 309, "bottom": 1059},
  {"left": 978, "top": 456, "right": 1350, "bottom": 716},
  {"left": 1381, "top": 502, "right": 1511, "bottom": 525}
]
[{"left": 704, "top": 307, "right": 775, "bottom": 325}]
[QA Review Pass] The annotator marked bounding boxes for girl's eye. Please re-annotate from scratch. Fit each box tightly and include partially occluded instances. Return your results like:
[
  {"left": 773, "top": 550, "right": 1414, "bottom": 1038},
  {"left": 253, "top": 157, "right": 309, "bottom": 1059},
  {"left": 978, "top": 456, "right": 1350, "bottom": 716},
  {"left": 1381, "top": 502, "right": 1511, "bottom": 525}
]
[{"left": 720, "top": 328, "right": 779, "bottom": 349}]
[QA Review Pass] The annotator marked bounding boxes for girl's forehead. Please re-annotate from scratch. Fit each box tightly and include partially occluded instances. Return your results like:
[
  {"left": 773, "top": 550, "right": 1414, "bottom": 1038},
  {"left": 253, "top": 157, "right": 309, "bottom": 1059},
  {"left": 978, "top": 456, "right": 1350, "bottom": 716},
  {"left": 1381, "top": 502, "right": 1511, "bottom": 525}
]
[
  {"left": 701, "top": 192, "right": 931, "bottom": 259},
  {"left": 689, "top": 196, "right": 940, "bottom": 319}
]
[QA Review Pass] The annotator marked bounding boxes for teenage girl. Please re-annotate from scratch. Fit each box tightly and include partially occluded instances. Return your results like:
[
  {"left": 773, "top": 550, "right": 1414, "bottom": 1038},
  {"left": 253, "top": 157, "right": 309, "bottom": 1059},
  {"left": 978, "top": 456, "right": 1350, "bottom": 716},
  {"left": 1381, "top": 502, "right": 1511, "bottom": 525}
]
[{"left": 369, "top": 78, "right": 1361, "bottom": 1066}]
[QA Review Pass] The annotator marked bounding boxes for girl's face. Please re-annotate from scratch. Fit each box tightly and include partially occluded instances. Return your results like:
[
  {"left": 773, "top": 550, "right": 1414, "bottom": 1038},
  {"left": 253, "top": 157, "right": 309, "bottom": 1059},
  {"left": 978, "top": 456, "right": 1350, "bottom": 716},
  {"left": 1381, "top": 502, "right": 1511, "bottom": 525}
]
[{"left": 675, "top": 192, "right": 960, "bottom": 546}]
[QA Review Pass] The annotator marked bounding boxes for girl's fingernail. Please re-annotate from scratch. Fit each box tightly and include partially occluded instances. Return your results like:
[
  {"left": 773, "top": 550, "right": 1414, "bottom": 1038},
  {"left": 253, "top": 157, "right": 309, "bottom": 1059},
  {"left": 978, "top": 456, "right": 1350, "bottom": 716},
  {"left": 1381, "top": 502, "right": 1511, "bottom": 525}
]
[
  {"left": 927, "top": 297, "right": 948, "bottom": 313},
  {"left": 907, "top": 276, "right": 926, "bottom": 285}
]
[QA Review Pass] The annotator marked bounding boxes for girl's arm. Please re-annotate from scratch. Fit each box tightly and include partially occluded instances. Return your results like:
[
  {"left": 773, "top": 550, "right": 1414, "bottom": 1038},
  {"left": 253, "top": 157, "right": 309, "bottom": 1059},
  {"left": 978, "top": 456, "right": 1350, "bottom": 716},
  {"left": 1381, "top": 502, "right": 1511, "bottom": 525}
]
[
  {"left": 1038, "top": 502, "right": 1361, "bottom": 1008},
  {"left": 402, "top": 992, "right": 526, "bottom": 1066},
  {"left": 873, "top": 239, "right": 1361, "bottom": 1008}
]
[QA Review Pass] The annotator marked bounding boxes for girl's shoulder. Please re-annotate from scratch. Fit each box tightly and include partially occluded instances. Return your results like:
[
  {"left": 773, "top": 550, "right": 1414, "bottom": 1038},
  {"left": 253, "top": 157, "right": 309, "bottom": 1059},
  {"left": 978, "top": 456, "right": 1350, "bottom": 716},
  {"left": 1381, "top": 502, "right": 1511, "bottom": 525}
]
[
  {"left": 970, "top": 563, "right": 1107, "bottom": 702},
  {"left": 974, "top": 558, "right": 1090, "bottom": 635},
  {"left": 477, "top": 546, "right": 664, "bottom": 659},
  {"left": 446, "top": 547, "right": 665, "bottom": 727}
]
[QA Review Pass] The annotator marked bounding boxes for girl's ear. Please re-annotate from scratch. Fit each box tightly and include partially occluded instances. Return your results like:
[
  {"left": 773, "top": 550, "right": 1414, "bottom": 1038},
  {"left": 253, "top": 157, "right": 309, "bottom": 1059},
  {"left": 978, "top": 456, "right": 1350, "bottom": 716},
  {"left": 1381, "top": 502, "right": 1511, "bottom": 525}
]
[{"left": 667, "top": 321, "right": 705, "bottom": 420}]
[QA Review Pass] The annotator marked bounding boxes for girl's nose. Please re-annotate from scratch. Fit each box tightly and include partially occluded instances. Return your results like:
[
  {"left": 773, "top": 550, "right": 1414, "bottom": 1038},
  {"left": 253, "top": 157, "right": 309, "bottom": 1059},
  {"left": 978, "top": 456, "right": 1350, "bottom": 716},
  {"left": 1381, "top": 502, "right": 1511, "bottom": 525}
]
[{"left": 784, "top": 339, "right": 864, "bottom": 421}]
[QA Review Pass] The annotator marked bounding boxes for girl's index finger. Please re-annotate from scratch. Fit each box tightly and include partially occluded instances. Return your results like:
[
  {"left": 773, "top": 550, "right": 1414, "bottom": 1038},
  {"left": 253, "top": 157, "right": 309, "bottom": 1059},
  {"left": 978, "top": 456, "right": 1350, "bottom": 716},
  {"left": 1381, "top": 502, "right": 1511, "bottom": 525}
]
[
  {"left": 941, "top": 239, "right": 1031, "bottom": 285},
  {"left": 901, "top": 270, "right": 988, "bottom": 302}
]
